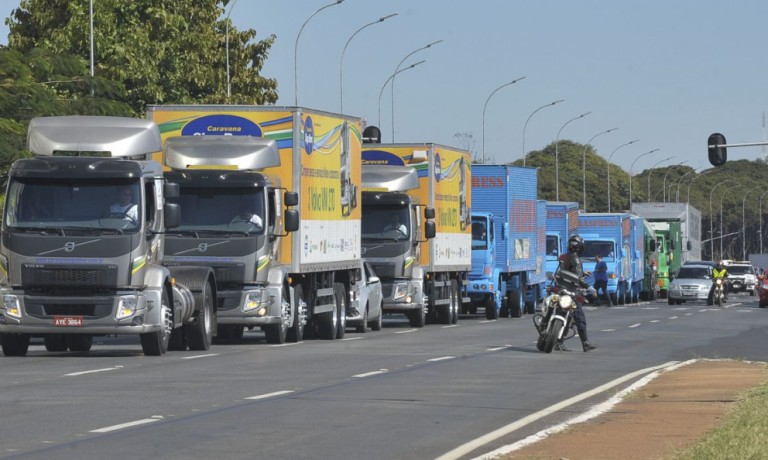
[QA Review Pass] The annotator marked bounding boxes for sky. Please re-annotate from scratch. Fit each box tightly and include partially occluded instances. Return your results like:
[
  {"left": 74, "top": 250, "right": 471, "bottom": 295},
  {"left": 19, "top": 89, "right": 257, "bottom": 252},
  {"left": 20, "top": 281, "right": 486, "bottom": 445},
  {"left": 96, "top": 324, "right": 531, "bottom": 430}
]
[{"left": 2, "top": 0, "right": 768, "bottom": 173}]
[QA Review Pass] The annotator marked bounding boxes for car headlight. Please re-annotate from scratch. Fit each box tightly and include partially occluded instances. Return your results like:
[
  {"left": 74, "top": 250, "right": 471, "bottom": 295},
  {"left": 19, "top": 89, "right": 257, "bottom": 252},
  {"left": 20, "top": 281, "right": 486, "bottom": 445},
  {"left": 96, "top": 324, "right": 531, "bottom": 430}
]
[
  {"left": 116, "top": 295, "right": 138, "bottom": 320},
  {"left": 243, "top": 288, "right": 267, "bottom": 313},
  {"left": 393, "top": 283, "right": 409, "bottom": 301},
  {"left": 3, "top": 295, "right": 21, "bottom": 319}
]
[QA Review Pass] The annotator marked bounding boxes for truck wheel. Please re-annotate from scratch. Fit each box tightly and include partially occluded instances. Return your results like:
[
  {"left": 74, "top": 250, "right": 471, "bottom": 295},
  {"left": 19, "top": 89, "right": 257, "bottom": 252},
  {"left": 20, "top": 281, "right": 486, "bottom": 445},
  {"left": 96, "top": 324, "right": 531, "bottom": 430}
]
[
  {"left": 1, "top": 334, "right": 30, "bottom": 356},
  {"left": 67, "top": 335, "right": 93, "bottom": 352},
  {"left": 356, "top": 304, "right": 369, "bottom": 333},
  {"left": 510, "top": 290, "right": 524, "bottom": 318},
  {"left": 186, "top": 280, "right": 215, "bottom": 350},
  {"left": 499, "top": 297, "right": 510, "bottom": 318},
  {"left": 450, "top": 280, "right": 460, "bottom": 324},
  {"left": 44, "top": 334, "right": 68, "bottom": 352},
  {"left": 287, "top": 285, "right": 305, "bottom": 343},
  {"left": 334, "top": 283, "right": 347, "bottom": 339},
  {"left": 169, "top": 325, "right": 187, "bottom": 350},
  {"left": 318, "top": 292, "right": 338, "bottom": 340},
  {"left": 485, "top": 296, "right": 498, "bottom": 320},
  {"left": 140, "top": 290, "right": 172, "bottom": 356},
  {"left": 407, "top": 308, "right": 425, "bottom": 328}
]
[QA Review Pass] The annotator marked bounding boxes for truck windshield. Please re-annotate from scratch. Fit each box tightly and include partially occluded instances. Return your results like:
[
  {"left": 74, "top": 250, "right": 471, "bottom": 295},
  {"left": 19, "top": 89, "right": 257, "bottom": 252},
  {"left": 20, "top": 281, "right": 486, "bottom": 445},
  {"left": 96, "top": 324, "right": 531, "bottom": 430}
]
[
  {"left": 471, "top": 217, "right": 488, "bottom": 250},
  {"left": 362, "top": 205, "right": 410, "bottom": 241},
  {"left": 546, "top": 235, "right": 560, "bottom": 258},
  {"left": 582, "top": 240, "right": 615, "bottom": 261},
  {"left": 4, "top": 178, "right": 142, "bottom": 233},
  {"left": 174, "top": 187, "right": 266, "bottom": 235}
]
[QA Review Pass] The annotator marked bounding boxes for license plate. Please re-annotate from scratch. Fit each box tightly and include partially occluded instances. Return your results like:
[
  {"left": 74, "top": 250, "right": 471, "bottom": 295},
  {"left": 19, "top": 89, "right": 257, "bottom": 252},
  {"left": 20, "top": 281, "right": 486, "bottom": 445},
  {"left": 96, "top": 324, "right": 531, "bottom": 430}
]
[
  {"left": 683, "top": 292, "right": 696, "bottom": 297},
  {"left": 53, "top": 316, "right": 83, "bottom": 327},
  {"left": 733, "top": 283, "right": 742, "bottom": 289}
]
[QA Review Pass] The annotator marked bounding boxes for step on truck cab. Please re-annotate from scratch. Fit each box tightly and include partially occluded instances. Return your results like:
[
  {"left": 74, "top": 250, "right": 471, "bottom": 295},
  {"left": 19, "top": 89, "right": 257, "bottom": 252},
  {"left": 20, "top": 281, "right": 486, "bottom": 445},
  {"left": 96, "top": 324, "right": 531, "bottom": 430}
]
[
  {"left": 360, "top": 132, "right": 471, "bottom": 327},
  {"left": 578, "top": 212, "right": 639, "bottom": 305},
  {"left": 467, "top": 165, "right": 543, "bottom": 319},
  {"left": 0, "top": 116, "right": 216, "bottom": 356},
  {"left": 160, "top": 135, "right": 301, "bottom": 344},
  {"left": 149, "top": 105, "right": 363, "bottom": 341}
]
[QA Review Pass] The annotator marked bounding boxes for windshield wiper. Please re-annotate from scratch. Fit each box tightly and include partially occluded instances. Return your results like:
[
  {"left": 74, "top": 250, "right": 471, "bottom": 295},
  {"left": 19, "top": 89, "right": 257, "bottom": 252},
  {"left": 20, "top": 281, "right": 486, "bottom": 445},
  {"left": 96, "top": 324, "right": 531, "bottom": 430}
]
[
  {"left": 11, "top": 226, "right": 64, "bottom": 236},
  {"left": 167, "top": 230, "right": 200, "bottom": 238}
]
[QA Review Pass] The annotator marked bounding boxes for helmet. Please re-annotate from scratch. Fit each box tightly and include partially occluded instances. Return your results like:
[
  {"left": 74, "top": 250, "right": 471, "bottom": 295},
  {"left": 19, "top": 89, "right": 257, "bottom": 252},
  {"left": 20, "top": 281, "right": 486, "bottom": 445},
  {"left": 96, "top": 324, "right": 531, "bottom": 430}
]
[{"left": 567, "top": 235, "right": 584, "bottom": 254}]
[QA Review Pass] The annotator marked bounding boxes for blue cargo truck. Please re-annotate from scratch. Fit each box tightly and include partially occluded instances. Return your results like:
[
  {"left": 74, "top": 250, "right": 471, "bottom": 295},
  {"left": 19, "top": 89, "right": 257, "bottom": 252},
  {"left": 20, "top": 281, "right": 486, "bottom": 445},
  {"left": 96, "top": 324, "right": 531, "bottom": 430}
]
[
  {"left": 525, "top": 200, "right": 548, "bottom": 311},
  {"left": 578, "top": 212, "right": 640, "bottom": 305},
  {"left": 628, "top": 215, "right": 649, "bottom": 303},
  {"left": 466, "top": 165, "right": 543, "bottom": 318},
  {"left": 545, "top": 202, "right": 580, "bottom": 278}
]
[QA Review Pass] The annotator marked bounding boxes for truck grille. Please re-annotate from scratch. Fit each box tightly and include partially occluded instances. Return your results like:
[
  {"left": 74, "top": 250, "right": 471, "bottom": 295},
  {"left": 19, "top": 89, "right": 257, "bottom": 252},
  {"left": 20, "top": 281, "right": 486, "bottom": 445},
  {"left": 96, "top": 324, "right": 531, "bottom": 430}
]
[
  {"left": 213, "top": 265, "right": 245, "bottom": 287},
  {"left": 22, "top": 264, "right": 118, "bottom": 288},
  {"left": 24, "top": 297, "right": 114, "bottom": 319},
  {"left": 369, "top": 262, "right": 396, "bottom": 280}
]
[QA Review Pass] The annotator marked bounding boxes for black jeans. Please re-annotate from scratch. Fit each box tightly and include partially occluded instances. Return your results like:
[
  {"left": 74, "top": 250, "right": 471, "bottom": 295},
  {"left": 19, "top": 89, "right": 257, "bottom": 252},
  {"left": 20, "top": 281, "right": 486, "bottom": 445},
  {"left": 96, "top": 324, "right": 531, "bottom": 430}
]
[{"left": 594, "top": 280, "right": 613, "bottom": 305}]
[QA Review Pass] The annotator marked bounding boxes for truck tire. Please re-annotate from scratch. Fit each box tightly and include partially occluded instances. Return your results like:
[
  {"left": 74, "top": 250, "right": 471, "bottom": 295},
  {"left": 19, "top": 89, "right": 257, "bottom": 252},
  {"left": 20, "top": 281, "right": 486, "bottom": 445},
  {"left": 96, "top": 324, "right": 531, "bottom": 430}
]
[
  {"left": 318, "top": 292, "right": 338, "bottom": 340},
  {"left": 287, "top": 285, "right": 305, "bottom": 343},
  {"left": 186, "top": 279, "right": 215, "bottom": 350},
  {"left": 510, "top": 289, "right": 524, "bottom": 318},
  {"left": 169, "top": 326, "right": 187, "bottom": 350},
  {"left": 67, "top": 335, "right": 93, "bottom": 352},
  {"left": 334, "top": 283, "right": 347, "bottom": 339},
  {"left": 485, "top": 296, "right": 498, "bottom": 320},
  {"left": 451, "top": 280, "right": 460, "bottom": 324},
  {"left": 44, "top": 334, "right": 68, "bottom": 352},
  {"left": 140, "top": 289, "right": 172, "bottom": 356},
  {"left": 1, "top": 333, "right": 30, "bottom": 356},
  {"left": 407, "top": 308, "right": 425, "bottom": 328}
]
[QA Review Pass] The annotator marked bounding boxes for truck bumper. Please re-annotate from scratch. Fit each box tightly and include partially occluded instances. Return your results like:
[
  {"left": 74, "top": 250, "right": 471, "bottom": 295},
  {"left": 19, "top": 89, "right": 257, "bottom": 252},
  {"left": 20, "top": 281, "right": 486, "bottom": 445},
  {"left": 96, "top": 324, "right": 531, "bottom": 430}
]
[
  {"left": 0, "top": 289, "right": 162, "bottom": 335},
  {"left": 381, "top": 279, "right": 424, "bottom": 313},
  {"left": 215, "top": 285, "right": 284, "bottom": 326}
]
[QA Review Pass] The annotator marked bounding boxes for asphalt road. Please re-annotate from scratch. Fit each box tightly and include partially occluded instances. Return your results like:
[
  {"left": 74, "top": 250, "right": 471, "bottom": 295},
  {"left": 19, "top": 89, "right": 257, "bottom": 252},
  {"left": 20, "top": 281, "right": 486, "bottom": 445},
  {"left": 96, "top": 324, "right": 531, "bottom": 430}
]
[{"left": 2, "top": 294, "right": 767, "bottom": 460}]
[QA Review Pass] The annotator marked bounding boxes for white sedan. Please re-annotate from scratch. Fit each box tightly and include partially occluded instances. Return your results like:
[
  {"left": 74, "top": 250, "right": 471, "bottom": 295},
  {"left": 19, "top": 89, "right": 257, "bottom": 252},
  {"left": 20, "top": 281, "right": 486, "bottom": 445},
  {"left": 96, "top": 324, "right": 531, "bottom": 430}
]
[{"left": 348, "top": 261, "right": 383, "bottom": 332}]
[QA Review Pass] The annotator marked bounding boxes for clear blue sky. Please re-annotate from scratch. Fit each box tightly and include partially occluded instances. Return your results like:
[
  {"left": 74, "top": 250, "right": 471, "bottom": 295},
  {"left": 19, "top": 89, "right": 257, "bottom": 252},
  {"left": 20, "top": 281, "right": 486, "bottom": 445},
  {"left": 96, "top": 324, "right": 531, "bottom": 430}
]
[{"left": 2, "top": 0, "right": 768, "bottom": 173}]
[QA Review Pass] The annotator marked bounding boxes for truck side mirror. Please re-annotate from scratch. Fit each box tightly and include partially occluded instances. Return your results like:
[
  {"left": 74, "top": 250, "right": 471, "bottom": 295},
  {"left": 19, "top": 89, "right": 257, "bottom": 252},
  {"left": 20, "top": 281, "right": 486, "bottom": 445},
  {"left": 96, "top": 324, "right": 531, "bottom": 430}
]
[
  {"left": 424, "top": 207, "right": 435, "bottom": 220},
  {"left": 708, "top": 133, "right": 727, "bottom": 166},
  {"left": 284, "top": 191, "right": 298, "bottom": 207},
  {"left": 424, "top": 221, "right": 436, "bottom": 239},
  {"left": 164, "top": 181, "right": 180, "bottom": 199},
  {"left": 164, "top": 202, "right": 180, "bottom": 229},
  {"left": 284, "top": 209, "right": 299, "bottom": 232}
]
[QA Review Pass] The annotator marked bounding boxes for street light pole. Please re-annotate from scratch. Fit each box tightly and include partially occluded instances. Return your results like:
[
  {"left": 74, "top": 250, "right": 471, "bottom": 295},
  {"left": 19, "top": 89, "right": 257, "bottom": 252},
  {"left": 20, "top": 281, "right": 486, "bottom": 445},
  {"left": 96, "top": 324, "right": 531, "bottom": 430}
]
[
  {"left": 391, "top": 40, "right": 443, "bottom": 142},
  {"left": 294, "top": 0, "right": 345, "bottom": 106},
  {"left": 339, "top": 13, "right": 397, "bottom": 112},
  {"left": 760, "top": 189, "right": 768, "bottom": 253},
  {"left": 645, "top": 156, "right": 674, "bottom": 202},
  {"left": 709, "top": 179, "right": 732, "bottom": 259},
  {"left": 582, "top": 128, "right": 617, "bottom": 212},
  {"left": 662, "top": 161, "right": 687, "bottom": 202},
  {"left": 721, "top": 185, "right": 742, "bottom": 260},
  {"left": 481, "top": 77, "right": 526, "bottom": 164},
  {"left": 89, "top": 0, "right": 94, "bottom": 96},
  {"left": 555, "top": 112, "right": 591, "bottom": 201},
  {"left": 522, "top": 99, "right": 564, "bottom": 166},
  {"left": 687, "top": 169, "right": 713, "bottom": 203},
  {"left": 607, "top": 139, "right": 639, "bottom": 212},
  {"left": 377, "top": 60, "right": 425, "bottom": 129},
  {"left": 629, "top": 149, "right": 660, "bottom": 212},
  {"left": 743, "top": 187, "right": 763, "bottom": 260},
  {"left": 225, "top": 0, "right": 240, "bottom": 99},
  {"left": 673, "top": 169, "right": 698, "bottom": 202}
]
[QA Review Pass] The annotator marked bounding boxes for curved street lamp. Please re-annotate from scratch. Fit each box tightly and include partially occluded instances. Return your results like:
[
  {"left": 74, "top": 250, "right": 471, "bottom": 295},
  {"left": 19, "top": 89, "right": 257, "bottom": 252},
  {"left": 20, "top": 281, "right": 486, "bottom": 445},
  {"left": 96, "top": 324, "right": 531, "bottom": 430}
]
[
  {"left": 391, "top": 40, "right": 443, "bottom": 142},
  {"left": 759, "top": 189, "right": 768, "bottom": 253},
  {"left": 555, "top": 112, "right": 591, "bottom": 201},
  {"left": 606, "top": 139, "right": 639, "bottom": 212},
  {"left": 339, "top": 13, "right": 397, "bottom": 112},
  {"left": 686, "top": 169, "right": 713, "bottom": 203},
  {"left": 522, "top": 99, "right": 564, "bottom": 166},
  {"left": 671, "top": 168, "right": 698, "bottom": 202},
  {"left": 225, "top": 0, "right": 240, "bottom": 99},
  {"left": 481, "top": 77, "right": 526, "bottom": 164},
  {"left": 377, "top": 60, "right": 425, "bottom": 129},
  {"left": 662, "top": 161, "right": 687, "bottom": 202},
  {"left": 720, "top": 184, "right": 742, "bottom": 259},
  {"left": 628, "top": 149, "right": 660, "bottom": 211},
  {"left": 294, "top": 0, "right": 345, "bottom": 106},
  {"left": 645, "top": 156, "right": 673, "bottom": 202},
  {"left": 581, "top": 128, "right": 617, "bottom": 212},
  {"left": 709, "top": 179, "right": 733, "bottom": 259},
  {"left": 743, "top": 187, "right": 764, "bottom": 260}
]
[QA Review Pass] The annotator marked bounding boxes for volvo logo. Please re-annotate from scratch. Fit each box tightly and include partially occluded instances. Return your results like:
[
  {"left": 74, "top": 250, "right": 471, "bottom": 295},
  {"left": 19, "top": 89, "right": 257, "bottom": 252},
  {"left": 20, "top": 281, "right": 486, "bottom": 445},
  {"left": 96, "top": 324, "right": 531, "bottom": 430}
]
[
  {"left": 38, "top": 239, "right": 101, "bottom": 256},
  {"left": 197, "top": 243, "right": 208, "bottom": 252},
  {"left": 361, "top": 247, "right": 367, "bottom": 254},
  {"left": 64, "top": 242, "right": 76, "bottom": 252}
]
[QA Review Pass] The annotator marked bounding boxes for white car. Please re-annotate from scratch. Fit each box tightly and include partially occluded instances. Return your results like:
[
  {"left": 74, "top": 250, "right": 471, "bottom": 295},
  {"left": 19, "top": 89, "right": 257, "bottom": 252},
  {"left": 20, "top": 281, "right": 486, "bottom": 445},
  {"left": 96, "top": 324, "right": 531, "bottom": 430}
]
[
  {"left": 348, "top": 261, "right": 383, "bottom": 332},
  {"left": 668, "top": 264, "right": 713, "bottom": 305},
  {"left": 726, "top": 262, "right": 757, "bottom": 295}
]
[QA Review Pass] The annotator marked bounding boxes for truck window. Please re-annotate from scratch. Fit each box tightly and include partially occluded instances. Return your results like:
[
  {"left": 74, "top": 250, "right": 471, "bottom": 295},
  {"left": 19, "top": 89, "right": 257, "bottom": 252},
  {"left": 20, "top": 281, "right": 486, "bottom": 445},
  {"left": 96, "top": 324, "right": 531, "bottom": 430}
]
[
  {"left": 471, "top": 218, "right": 488, "bottom": 250},
  {"left": 176, "top": 186, "right": 266, "bottom": 234},
  {"left": 582, "top": 240, "right": 615, "bottom": 261},
  {"left": 546, "top": 235, "right": 559, "bottom": 257},
  {"left": 361, "top": 205, "right": 410, "bottom": 241}
]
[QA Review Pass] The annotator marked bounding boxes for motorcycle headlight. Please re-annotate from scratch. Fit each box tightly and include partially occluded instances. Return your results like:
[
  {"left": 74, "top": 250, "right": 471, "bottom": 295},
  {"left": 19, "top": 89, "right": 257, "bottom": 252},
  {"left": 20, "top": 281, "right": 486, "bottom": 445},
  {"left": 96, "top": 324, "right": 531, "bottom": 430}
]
[
  {"left": 716, "top": 279, "right": 723, "bottom": 285},
  {"left": 558, "top": 295, "right": 573, "bottom": 308}
]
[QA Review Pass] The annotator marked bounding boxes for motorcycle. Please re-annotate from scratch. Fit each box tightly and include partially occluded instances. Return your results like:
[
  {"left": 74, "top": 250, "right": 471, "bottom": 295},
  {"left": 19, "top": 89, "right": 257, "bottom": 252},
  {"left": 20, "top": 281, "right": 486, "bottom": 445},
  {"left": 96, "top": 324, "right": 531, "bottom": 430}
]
[
  {"left": 533, "top": 269, "right": 593, "bottom": 353},
  {"left": 712, "top": 278, "right": 727, "bottom": 307}
]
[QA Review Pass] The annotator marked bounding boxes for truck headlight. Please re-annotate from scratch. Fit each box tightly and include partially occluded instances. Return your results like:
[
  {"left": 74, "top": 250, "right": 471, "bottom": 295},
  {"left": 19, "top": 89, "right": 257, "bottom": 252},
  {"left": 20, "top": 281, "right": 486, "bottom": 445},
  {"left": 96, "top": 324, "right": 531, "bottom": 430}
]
[
  {"left": 244, "top": 288, "right": 267, "bottom": 313},
  {"left": 393, "top": 283, "right": 409, "bottom": 301},
  {"left": 116, "top": 295, "right": 138, "bottom": 320},
  {"left": 3, "top": 295, "right": 21, "bottom": 318}
]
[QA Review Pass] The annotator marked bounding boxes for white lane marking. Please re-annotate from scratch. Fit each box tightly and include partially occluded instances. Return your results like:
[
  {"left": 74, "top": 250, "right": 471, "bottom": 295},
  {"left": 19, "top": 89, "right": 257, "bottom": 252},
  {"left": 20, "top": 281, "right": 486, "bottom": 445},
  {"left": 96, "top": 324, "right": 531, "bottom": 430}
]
[
  {"left": 600, "top": 329, "right": 616, "bottom": 332},
  {"left": 436, "top": 361, "right": 680, "bottom": 460},
  {"left": 90, "top": 416, "right": 163, "bottom": 433},
  {"left": 668, "top": 316, "right": 678, "bottom": 319},
  {"left": 269, "top": 342, "right": 302, "bottom": 348},
  {"left": 685, "top": 313, "right": 694, "bottom": 316},
  {"left": 353, "top": 369, "right": 388, "bottom": 378},
  {"left": 427, "top": 356, "right": 455, "bottom": 362},
  {"left": 395, "top": 329, "right": 418, "bottom": 334},
  {"left": 650, "top": 320, "right": 660, "bottom": 323},
  {"left": 342, "top": 337, "right": 363, "bottom": 341},
  {"left": 245, "top": 390, "right": 294, "bottom": 400},
  {"left": 442, "top": 325, "right": 459, "bottom": 329},
  {"left": 628, "top": 323, "right": 641, "bottom": 328},
  {"left": 673, "top": 307, "right": 690, "bottom": 311},
  {"left": 486, "top": 346, "right": 508, "bottom": 352},
  {"left": 479, "top": 320, "right": 497, "bottom": 324},
  {"left": 65, "top": 366, "right": 123, "bottom": 377},
  {"left": 181, "top": 354, "right": 219, "bottom": 360},
  {"left": 642, "top": 307, "right": 659, "bottom": 310}
]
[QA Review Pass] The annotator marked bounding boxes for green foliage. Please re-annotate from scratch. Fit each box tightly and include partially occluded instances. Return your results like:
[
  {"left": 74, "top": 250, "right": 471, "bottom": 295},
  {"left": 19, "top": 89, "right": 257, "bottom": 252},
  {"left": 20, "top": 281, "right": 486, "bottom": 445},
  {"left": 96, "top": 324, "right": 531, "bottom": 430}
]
[{"left": 7, "top": 0, "right": 278, "bottom": 114}]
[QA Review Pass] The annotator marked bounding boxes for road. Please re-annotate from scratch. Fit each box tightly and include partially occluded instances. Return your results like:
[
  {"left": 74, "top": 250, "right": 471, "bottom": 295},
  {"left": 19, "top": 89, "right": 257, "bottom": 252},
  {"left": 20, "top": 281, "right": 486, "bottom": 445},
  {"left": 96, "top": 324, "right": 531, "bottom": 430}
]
[{"left": 2, "top": 294, "right": 767, "bottom": 460}]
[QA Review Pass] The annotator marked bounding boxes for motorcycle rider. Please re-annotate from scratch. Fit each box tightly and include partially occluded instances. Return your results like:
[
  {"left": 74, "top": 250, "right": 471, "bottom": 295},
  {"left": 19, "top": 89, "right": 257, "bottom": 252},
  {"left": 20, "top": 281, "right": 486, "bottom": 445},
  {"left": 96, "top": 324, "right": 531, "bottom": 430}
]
[
  {"left": 708, "top": 260, "right": 729, "bottom": 304},
  {"left": 558, "top": 234, "right": 597, "bottom": 352}
]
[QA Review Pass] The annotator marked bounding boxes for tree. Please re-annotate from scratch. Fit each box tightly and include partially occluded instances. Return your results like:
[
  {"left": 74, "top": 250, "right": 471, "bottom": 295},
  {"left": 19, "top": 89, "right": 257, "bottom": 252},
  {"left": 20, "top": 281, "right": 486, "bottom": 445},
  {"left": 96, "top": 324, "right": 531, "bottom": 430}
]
[{"left": 6, "top": 0, "right": 278, "bottom": 115}]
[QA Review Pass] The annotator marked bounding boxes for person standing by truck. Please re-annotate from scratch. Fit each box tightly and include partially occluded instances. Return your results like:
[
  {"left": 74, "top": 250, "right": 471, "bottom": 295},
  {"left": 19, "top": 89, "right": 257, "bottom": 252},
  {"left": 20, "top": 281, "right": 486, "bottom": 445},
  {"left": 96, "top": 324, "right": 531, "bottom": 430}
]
[
  {"left": 593, "top": 255, "right": 614, "bottom": 306},
  {"left": 559, "top": 235, "right": 598, "bottom": 352}
]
